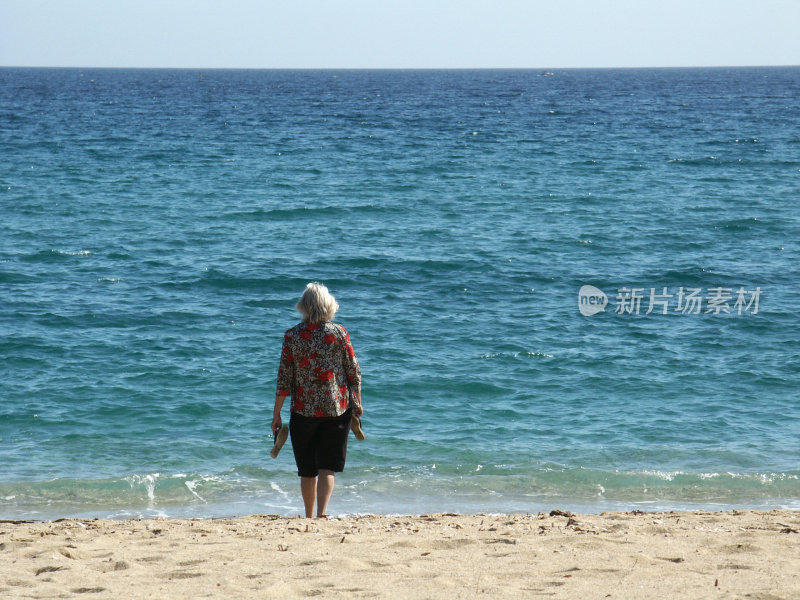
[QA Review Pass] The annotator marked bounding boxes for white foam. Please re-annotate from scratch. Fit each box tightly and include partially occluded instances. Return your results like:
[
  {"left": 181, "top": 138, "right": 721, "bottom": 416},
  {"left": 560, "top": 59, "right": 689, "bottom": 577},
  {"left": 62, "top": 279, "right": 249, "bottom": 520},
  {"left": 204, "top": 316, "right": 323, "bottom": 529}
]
[
  {"left": 269, "top": 481, "right": 289, "bottom": 498},
  {"left": 125, "top": 473, "right": 160, "bottom": 508},
  {"left": 640, "top": 470, "right": 683, "bottom": 481},
  {"left": 185, "top": 480, "right": 207, "bottom": 503}
]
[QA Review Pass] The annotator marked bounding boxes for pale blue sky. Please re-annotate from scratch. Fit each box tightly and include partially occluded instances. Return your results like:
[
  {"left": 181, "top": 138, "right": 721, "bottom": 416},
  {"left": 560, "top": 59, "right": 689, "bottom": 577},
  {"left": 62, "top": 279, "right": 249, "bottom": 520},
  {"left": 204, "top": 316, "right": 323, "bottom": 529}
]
[{"left": 2, "top": 0, "right": 799, "bottom": 68}]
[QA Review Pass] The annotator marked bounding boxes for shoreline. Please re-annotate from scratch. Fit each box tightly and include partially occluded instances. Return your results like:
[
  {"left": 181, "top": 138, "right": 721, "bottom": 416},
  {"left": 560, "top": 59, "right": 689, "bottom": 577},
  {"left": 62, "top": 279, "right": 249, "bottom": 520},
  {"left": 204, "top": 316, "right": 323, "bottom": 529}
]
[
  {"left": 2, "top": 509, "right": 799, "bottom": 598},
  {"left": 3, "top": 500, "right": 800, "bottom": 524}
]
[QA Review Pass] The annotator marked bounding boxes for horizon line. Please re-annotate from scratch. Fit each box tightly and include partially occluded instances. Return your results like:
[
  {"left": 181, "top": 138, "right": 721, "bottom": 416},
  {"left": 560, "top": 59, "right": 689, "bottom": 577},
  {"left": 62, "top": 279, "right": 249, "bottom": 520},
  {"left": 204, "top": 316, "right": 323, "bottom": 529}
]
[{"left": 2, "top": 64, "right": 799, "bottom": 71}]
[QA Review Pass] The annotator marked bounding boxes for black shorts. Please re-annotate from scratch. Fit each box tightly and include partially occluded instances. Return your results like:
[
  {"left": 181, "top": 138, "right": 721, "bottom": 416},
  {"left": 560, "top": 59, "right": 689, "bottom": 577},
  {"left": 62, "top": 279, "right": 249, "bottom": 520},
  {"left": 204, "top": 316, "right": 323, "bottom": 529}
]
[{"left": 289, "top": 409, "right": 352, "bottom": 477}]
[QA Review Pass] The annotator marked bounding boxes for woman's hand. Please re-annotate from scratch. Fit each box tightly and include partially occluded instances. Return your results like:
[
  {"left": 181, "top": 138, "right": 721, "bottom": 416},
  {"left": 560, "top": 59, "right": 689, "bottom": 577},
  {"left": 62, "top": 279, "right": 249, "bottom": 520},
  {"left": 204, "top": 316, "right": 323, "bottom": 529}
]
[
  {"left": 271, "top": 415, "right": 282, "bottom": 436},
  {"left": 351, "top": 390, "right": 363, "bottom": 418}
]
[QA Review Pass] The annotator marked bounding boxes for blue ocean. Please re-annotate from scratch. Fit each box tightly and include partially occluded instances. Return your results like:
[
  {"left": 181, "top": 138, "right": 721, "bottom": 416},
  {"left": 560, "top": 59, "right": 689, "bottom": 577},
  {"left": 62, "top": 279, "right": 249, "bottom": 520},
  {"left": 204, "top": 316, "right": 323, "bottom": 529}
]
[{"left": 1, "top": 67, "right": 799, "bottom": 520}]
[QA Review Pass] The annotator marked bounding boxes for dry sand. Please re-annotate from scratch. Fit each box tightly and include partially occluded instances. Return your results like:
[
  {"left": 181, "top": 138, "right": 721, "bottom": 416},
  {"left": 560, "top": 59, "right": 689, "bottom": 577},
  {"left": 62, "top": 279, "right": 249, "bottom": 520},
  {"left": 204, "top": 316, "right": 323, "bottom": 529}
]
[{"left": 1, "top": 510, "right": 799, "bottom": 599}]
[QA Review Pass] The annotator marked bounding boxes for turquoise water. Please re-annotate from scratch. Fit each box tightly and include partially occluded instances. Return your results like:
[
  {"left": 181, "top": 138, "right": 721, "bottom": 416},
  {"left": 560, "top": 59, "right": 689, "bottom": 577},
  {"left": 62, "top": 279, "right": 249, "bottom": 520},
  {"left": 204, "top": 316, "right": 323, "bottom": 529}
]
[{"left": 1, "top": 67, "right": 799, "bottom": 519}]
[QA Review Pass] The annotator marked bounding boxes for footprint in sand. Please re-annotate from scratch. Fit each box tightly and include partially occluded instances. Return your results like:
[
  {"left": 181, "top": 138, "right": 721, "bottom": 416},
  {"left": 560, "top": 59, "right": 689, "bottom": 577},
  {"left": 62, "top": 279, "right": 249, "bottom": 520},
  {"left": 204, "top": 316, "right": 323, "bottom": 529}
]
[
  {"left": 656, "top": 556, "right": 685, "bottom": 563},
  {"left": 725, "top": 543, "right": 762, "bottom": 553},
  {"left": 299, "top": 559, "right": 327, "bottom": 566},
  {"left": 177, "top": 559, "right": 206, "bottom": 567},
  {"left": 59, "top": 547, "right": 90, "bottom": 560},
  {"left": 431, "top": 538, "right": 477, "bottom": 550},
  {"left": 35, "top": 565, "right": 67, "bottom": 576},
  {"left": 161, "top": 571, "right": 204, "bottom": 579},
  {"left": 718, "top": 563, "right": 754, "bottom": 570},
  {"left": 484, "top": 538, "right": 517, "bottom": 545},
  {"left": 96, "top": 560, "right": 129, "bottom": 573}
]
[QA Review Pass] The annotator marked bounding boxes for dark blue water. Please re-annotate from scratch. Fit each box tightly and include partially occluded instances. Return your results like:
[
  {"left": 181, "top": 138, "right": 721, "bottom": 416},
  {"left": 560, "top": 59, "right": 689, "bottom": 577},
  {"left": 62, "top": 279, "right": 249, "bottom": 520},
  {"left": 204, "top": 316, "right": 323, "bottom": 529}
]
[{"left": 1, "top": 67, "right": 799, "bottom": 519}]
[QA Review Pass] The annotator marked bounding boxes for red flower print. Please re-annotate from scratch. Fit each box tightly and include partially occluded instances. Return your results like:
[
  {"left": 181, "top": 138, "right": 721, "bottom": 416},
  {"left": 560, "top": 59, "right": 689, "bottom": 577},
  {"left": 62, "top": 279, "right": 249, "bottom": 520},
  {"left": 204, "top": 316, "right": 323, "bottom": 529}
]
[{"left": 279, "top": 322, "right": 359, "bottom": 418}]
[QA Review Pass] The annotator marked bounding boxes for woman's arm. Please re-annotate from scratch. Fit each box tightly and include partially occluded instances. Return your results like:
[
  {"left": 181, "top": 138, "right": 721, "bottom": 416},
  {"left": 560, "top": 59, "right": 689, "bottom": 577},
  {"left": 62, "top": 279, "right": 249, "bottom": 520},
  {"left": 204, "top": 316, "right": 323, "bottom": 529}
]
[
  {"left": 341, "top": 328, "right": 362, "bottom": 417},
  {"left": 272, "top": 391, "right": 289, "bottom": 434},
  {"left": 274, "top": 332, "right": 294, "bottom": 434}
]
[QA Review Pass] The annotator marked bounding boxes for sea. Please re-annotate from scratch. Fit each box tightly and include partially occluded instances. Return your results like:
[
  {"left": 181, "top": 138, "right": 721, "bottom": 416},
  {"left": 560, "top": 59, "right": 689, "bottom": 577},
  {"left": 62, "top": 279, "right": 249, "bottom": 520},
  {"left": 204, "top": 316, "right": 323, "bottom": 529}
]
[{"left": 1, "top": 67, "right": 799, "bottom": 520}]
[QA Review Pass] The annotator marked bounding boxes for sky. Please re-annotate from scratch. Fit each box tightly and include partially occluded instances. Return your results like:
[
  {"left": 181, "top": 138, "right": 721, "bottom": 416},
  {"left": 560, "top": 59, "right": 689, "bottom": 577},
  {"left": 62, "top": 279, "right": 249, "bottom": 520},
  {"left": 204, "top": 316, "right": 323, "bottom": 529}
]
[{"left": 1, "top": 0, "right": 799, "bottom": 69}]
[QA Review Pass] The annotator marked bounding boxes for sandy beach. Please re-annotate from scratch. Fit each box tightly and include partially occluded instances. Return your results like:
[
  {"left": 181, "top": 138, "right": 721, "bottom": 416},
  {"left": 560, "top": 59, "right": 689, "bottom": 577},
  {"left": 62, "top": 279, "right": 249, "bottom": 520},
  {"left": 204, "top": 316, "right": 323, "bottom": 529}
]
[{"left": 1, "top": 509, "right": 798, "bottom": 599}]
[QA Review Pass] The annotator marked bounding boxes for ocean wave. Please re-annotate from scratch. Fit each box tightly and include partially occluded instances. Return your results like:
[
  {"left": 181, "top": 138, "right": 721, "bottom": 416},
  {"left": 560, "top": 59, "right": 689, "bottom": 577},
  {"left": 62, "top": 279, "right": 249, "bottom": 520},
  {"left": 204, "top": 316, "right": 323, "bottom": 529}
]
[
  {"left": 215, "top": 204, "right": 404, "bottom": 222},
  {"left": 666, "top": 156, "right": 747, "bottom": 167},
  {"left": 713, "top": 217, "right": 772, "bottom": 232},
  {"left": 479, "top": 351, "right": 554, "bottom": 360},
  {"left": 0, "top": 472, "right": 239, "bottom": 519},
  {"left": 3, "top": 465, "right": 799, "bottom": 520},
  {"left": 157, "top": 269, "right": 296, "bottom": 292},
  {"left": 18, "top": 249, "right": 92, "bottom": 263},
  {"left": 0, "top": 270, "right": 39, "bottom": 284}
]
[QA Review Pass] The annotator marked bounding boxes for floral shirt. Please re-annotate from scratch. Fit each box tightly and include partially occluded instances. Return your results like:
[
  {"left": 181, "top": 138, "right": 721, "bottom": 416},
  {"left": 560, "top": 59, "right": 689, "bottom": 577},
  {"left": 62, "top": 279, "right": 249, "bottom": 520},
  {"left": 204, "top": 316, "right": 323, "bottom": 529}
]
[{"left": 276, "top": 321, "right": 361, "bottom": 418}]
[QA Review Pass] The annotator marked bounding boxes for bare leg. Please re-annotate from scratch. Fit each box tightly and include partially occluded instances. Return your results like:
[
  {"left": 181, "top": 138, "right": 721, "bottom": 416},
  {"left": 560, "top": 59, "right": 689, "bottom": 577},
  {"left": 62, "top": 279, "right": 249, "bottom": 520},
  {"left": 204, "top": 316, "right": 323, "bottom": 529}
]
[
  {"left": 316, "top": 469, "right": 335, "bottom": 517},
  {"left": 300, "top": 476, "right": 316, "bottom": 518}
]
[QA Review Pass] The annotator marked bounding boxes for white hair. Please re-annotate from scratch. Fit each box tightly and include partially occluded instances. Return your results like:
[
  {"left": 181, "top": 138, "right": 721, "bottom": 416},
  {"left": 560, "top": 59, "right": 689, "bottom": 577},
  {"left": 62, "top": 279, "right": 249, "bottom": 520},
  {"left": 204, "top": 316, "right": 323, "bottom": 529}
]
[{"left": 296, "top": 282, "right": 339, "bottom": 323}]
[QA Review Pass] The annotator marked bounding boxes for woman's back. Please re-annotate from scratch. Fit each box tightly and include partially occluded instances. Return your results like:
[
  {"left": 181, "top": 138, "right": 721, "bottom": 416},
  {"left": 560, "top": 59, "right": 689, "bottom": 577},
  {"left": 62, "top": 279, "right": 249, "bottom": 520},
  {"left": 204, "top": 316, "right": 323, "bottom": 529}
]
[{"left": 277, "top": 320, "right": 360, "bottom": 418}]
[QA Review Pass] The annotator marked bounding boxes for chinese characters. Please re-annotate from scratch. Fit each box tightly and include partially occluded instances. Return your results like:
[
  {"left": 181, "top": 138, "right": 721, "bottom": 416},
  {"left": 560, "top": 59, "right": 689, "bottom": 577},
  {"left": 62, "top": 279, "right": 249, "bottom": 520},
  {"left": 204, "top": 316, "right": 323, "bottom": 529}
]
[{"left": 613, "top": 287, "right": 761, "bottom": 315}]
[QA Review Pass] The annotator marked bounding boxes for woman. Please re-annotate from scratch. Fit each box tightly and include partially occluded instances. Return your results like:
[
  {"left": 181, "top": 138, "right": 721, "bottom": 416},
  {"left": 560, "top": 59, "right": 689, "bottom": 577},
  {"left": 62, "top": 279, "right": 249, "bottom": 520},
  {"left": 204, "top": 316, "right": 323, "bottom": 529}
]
[{"left": 272, "top": 282, "right": 362, "bottom": 518}]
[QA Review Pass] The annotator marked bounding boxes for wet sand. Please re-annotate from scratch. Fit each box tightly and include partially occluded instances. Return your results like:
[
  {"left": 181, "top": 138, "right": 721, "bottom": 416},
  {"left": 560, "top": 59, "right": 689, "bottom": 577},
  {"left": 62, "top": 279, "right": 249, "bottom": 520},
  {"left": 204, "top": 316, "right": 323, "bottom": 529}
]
[{"left": 2, "top": 510, "right": 799, "bottom": 598}]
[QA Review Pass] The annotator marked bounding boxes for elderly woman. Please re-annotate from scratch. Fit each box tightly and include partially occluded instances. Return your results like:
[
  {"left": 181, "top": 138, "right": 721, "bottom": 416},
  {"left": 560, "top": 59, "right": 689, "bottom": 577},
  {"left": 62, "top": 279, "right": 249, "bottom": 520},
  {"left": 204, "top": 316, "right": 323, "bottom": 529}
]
[{"left": 272, "top": 282, "right": 362, "bottom": 518}]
